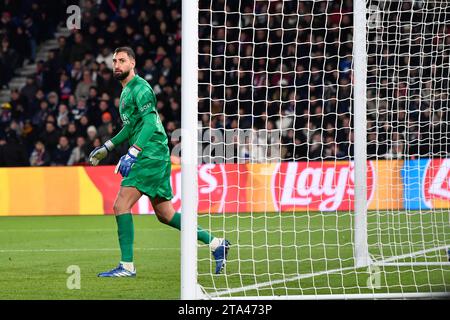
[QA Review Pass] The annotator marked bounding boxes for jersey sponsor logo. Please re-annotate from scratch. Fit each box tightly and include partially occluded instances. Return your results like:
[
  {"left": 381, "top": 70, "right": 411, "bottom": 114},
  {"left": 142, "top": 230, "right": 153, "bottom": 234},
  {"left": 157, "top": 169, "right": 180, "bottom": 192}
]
[
  {"left": 121, "top": 112, "right": 130, "bottom": 125},
  {"left": 272, "top": 161, "right": 375, "bottom": 212},
  {"left": 139, "top": 102, "right": 152, "bottom": 113},
  {"left": 423, "top": 159, "right": 450, "bottom": 208}
]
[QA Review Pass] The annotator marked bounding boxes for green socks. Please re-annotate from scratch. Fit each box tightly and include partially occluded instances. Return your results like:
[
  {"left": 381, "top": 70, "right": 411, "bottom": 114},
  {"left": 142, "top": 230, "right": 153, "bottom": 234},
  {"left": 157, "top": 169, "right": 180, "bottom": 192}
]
[
  {"left": 168, "top": 212, "right": 214, "bottom": 245},
  {"left": 116, "top": 213, "right": 134, "bottom": 262},
  {"left": 115, "top": 212, "right": 214, "bottom": 263},
  {"left": 197, "top": 225, "right": 214, "bottom": 245}
]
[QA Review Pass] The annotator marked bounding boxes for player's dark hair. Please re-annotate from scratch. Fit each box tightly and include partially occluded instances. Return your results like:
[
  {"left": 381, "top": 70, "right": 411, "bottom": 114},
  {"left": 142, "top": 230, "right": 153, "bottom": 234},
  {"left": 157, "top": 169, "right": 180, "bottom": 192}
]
[{"left": 114, "top": 46, "right": 135, "bottom": 60}]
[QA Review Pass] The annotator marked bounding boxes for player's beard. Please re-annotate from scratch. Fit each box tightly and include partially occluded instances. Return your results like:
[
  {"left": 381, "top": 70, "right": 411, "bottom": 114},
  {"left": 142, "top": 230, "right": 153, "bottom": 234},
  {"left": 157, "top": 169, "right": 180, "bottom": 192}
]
[{"left": 113, "top": 69, "right": 130, "bottom": 81}]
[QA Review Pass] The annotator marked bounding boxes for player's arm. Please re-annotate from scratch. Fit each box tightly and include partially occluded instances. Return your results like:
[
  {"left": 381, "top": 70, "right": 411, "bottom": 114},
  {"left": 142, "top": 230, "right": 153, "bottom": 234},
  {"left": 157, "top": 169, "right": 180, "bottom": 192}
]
[
  {"left": 116, "top": 88, "right": 158, "bottom": 177},
  {"left": 89, "top": 125, "right": 131, "bottom": 166},
  {"left": 110, "top": 125, "right": 132, "bottom": 146},
  {"left": 134, "top": 112, "right": 158, "bottom": 149},
  {"left": 133, "top": 88, "right": 159, "bottom": 152}
]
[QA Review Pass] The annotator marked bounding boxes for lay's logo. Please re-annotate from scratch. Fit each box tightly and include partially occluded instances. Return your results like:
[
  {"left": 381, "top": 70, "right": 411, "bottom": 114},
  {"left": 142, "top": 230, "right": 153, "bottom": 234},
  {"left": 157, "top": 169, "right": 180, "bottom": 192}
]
[{"left": 271, "top": 161, "right": 375, "bottom": 212}]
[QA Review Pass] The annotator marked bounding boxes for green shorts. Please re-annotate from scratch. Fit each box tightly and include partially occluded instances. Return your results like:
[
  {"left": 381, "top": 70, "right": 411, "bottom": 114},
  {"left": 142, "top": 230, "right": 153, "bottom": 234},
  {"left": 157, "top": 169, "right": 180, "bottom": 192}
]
[{"left": 121, "top": 156, "right": 173, "bottom": 201}]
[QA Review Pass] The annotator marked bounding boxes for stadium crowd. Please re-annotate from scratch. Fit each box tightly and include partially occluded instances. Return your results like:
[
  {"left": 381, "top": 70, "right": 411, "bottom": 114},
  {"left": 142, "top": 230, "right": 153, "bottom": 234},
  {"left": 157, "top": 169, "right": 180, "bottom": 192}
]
[
  {"left": 0, "top": 0, "right": 449, "bottom": 167},
  {"left": 0, "top": 0, "right": 182, "bottom": 166},
  {"left": 198, "top": 0, "right": 450, "bottom": 162}
]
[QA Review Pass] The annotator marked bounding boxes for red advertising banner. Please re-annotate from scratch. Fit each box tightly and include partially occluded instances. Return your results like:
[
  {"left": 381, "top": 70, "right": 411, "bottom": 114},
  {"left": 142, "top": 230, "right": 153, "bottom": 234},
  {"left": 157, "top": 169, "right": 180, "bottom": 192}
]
[
  {"left": 134, "top": 164, "right": 248, "bottom": 214},
  {"left": 0, "top": 160, "right": 404, "bottom": 216},
  {"left": 422, "top": 158, "right": 450, "bottom": 208}
]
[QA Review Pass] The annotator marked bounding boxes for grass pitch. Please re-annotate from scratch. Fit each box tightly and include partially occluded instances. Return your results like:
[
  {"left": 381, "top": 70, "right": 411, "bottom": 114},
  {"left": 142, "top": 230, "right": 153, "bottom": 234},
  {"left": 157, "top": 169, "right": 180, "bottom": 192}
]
[
  {"left": 0, "top": 215, "right": 180, "bottom": 299},
  {"left": 0, "top": 212, "right": 449, "bottom": 299}
]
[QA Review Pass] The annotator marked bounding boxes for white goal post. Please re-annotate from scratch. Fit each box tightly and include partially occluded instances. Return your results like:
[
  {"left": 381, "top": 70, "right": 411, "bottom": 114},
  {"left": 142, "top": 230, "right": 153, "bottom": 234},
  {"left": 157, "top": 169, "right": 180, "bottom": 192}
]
[
  {"left": 353, "top": 0, "right": 371, "bottom": 269},
  {"left": 181, "top": 0, "right": 199, "bottom": 299},
  {"left": 181, "top": 0, "right": 450, "bottom": 299}
]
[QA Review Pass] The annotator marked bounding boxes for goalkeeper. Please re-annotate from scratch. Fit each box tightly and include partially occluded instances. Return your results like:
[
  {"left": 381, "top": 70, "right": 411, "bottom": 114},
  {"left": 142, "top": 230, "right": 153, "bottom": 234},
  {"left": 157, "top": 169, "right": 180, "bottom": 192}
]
[{"left": 89, "top": 47, "right": 230, "bottom": 277}]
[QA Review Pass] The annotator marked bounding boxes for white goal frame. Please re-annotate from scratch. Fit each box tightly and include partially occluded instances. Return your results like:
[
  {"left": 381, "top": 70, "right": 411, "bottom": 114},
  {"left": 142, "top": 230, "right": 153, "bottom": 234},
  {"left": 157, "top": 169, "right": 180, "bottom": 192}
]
[{"left": 180, "top": 0, "right": 450, "bottom": 300}]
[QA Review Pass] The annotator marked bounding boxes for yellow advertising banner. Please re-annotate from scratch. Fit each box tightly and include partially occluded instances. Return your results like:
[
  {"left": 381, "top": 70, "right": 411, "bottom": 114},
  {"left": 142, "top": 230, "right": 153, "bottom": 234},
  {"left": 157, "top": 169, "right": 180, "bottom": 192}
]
[{"left": 0, "top": 167, "right": 103, "bottom": 216}]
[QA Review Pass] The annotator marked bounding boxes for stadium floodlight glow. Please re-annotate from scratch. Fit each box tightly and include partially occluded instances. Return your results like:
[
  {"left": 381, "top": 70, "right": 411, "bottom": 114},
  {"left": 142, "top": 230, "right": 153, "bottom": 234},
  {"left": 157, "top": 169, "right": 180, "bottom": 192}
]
[{"left": 181, "top": 0, "right": 450, "bottom": 299}]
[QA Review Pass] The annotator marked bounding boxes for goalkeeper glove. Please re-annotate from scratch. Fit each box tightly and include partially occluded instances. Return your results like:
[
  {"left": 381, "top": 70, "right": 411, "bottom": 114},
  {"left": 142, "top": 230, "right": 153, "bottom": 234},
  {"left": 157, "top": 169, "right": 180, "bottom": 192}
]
[
  {"left": 115, "top": 145, "right": 141, "bottom": 177},
  {"left": 89, "top": 140, "right": 114, "bottom": 166}
]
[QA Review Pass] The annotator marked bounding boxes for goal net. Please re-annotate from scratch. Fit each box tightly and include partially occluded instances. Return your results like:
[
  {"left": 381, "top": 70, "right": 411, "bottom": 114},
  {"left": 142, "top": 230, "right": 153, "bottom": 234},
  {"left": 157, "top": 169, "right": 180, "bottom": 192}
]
[{"left": 187, "top": 0, "right": 450, "bottom": 299}]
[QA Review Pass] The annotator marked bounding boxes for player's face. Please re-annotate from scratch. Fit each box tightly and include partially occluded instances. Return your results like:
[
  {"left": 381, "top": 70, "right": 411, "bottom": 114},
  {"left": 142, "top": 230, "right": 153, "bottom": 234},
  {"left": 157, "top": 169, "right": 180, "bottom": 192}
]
[{"left": 112, "top": 52, "right": 135, "bottom": 81}]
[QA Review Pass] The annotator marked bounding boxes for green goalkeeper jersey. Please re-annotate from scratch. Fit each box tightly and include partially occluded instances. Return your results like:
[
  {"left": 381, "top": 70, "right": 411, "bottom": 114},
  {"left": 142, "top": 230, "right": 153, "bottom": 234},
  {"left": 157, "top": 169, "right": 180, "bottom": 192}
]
[{"left": 110, "top": 75, "right": 169, "bottom": 161}]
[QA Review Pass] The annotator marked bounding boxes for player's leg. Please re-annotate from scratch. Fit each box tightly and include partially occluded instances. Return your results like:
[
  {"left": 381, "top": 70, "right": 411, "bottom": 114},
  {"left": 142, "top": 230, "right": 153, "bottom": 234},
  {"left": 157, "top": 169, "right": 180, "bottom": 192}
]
[
  {"left": 151, "top": 196, "right": 230, "bottom": 274},
  {"left": 150, "top": 196, "right": 212, "bottom": 244},
  {"left": 98, "top": 186, "right": 142, "bottom": 277}
]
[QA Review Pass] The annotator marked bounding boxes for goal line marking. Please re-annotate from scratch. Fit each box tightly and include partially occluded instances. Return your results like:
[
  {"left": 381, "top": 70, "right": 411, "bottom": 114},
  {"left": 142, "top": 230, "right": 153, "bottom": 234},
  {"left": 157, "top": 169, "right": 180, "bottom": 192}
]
[
  {"left": 0, "top": 247, "right": 179, "bottom": 253},
  {"left": 373, "top": 245, "right": 450, "bottom": 266},
  {"left": 210, "top": 245, "right": 450, "bottom": 297}
]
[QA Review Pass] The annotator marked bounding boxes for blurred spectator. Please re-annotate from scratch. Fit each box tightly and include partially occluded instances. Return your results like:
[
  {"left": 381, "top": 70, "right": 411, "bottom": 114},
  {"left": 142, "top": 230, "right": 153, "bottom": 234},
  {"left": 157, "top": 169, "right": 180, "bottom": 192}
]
[
  {"left": 58, "top": 71, "right": 72, "bottom": 102},
  {"left": 77, "top": 115, "right": 90, "bottom": 137},
  {"left": 20, "top": 76, "right": 39, "bottom": 105},
  {"left": 97, "top": 69, "right": 121, "bottom": 98},
  {"left": 142, "top": 58, "right": 158, "bottom": 83},
  {"left": 0, "top": 102, "right": 12, "bottom": 129},
  {"left": 69, "top": 33, "right": 91, "bottom": 64},
  {"left": 0, "top": 130, "right": 29, "bottom": 166},
  {"left": 98, "top": 112, "right": 113, "bottom": 143},
  {"left": 70, "top": 60, "right": 83, "bottom": 84},
  {"left": 47, "top": 91, "right": 59, "bottom": 110},
  {"left": 385, "top": 132, "right": 405, "bottom": 160},
  {"left": 9, "top": 89, "right": 28, "bottom": 121},
  {"left": 88, "top": 98, "right": 107, "bottom": 127},
  {"left": 52, "top": 135, "right": 72, "bottom": 165},
  {"left": 11, "top": 26, "right": 31, "bottom": 67},
  {"left": 86, "top": 125, "right": 98, "bottom": 144},
  {"left": 75, "top": 70, "right": 96, "bottom": 101},
  {"left": 67, "top": 136, "right": 87, "bottom": 165},
  {"left": 64, "top": 122, "right": 79, "bottom": 147},
  {"left": 56, "top": 104, "right": 70, "bottom": 128},
  {"left": 56, "top": 36, "right": 70, "bottom": 68},
  {"left": 31, "top": 99, "right": 50, "bottom": 129},
  {"left": 71, "top": 99, "right": 88, "bottom": 122},
  {"left": 0, "top": 38, "right": 18, "bottom": 88},
  {"left": 96, "top": 46, "right": 113, "bottom": 69},
  {"left": 29, "top": 140, "right": 51, "bottom": 166},
  {"left": 42, "top": 50, "right": 60, "bottom": 92},
  {"left": 38, "top": 121, "right": 60, "bottom": 154}
]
